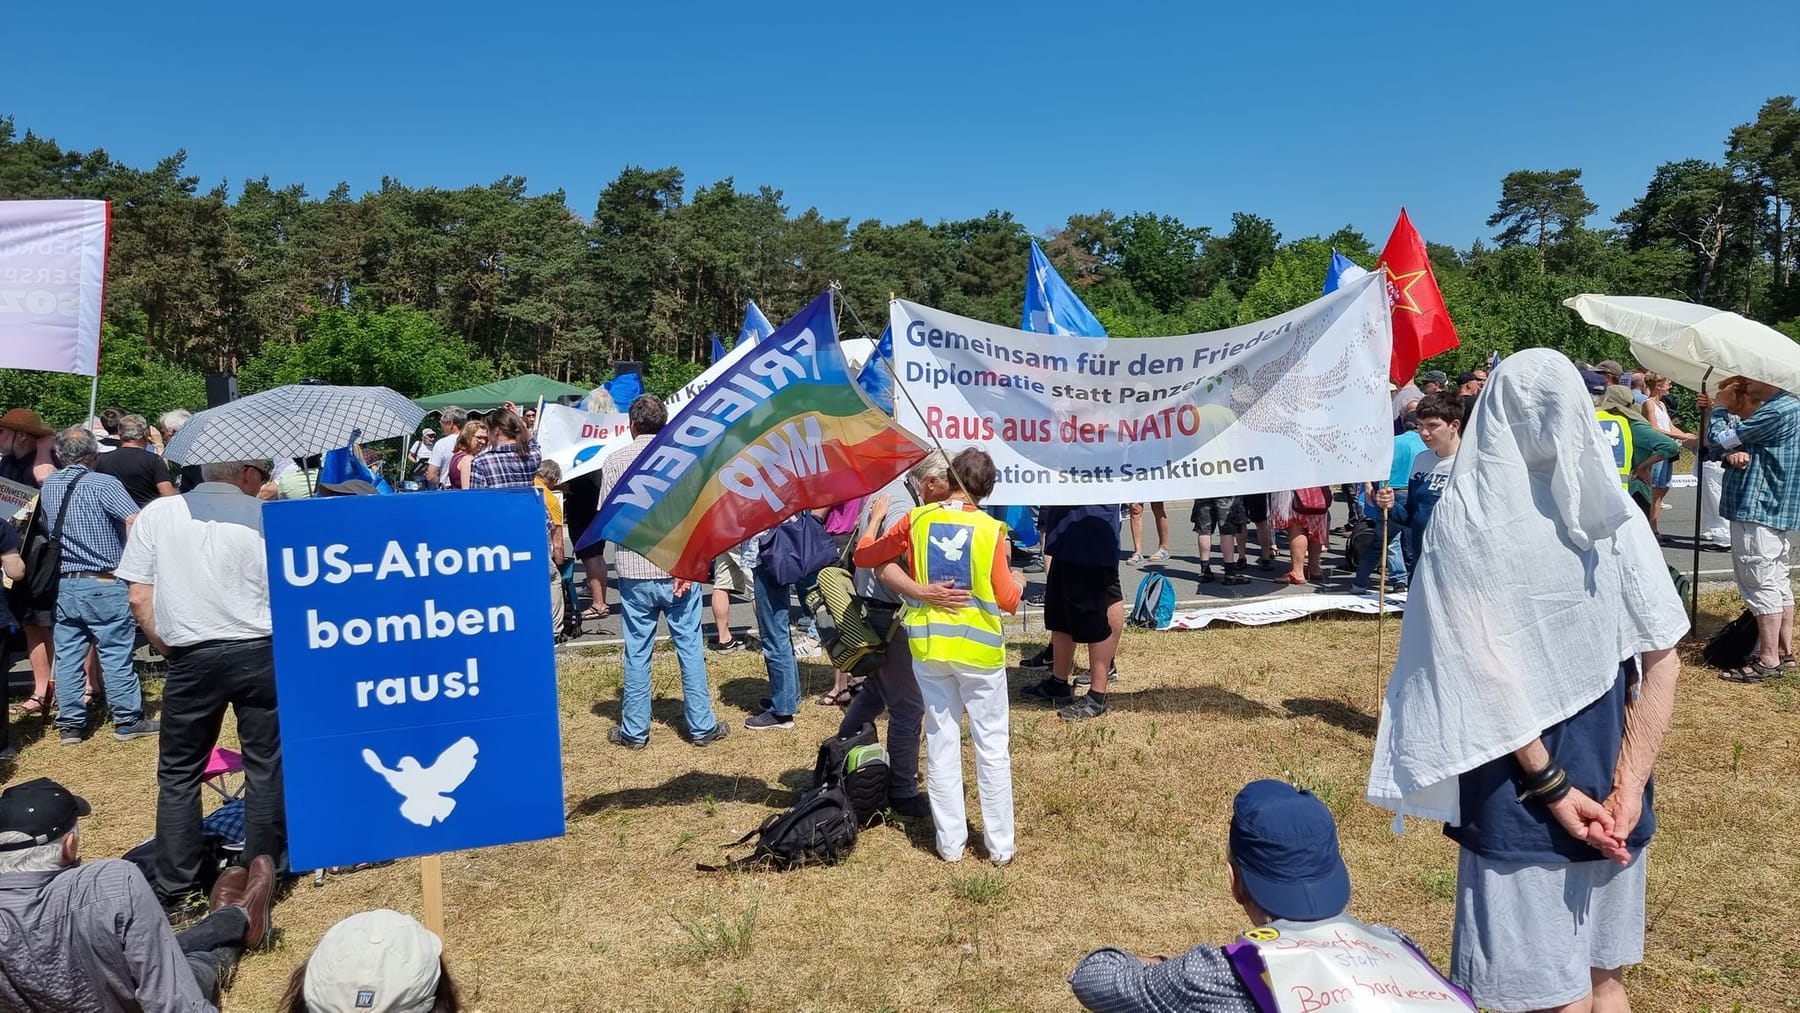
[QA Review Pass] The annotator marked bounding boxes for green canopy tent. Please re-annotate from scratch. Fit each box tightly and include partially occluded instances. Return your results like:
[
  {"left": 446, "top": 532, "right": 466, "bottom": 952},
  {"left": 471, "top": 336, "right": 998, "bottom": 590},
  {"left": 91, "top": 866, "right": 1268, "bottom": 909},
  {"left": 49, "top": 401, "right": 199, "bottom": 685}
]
[{"left": 415, "top": 374, "right": 590, "bottom": 413}]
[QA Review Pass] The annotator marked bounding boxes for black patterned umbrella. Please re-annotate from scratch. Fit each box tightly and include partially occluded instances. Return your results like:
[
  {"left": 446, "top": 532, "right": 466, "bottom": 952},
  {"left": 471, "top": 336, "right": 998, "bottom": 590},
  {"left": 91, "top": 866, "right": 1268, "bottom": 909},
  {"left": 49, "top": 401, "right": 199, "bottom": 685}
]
[{"left": 163, "top": 384, "right": 425, "bottom": 464}]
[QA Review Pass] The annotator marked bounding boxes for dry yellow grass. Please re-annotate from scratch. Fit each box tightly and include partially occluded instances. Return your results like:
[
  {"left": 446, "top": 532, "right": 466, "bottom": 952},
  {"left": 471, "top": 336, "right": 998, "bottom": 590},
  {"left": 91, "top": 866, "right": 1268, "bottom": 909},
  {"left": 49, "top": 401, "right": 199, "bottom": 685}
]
[{"left": 17, "top": 591, "right": 1799, "bottom": 1012}]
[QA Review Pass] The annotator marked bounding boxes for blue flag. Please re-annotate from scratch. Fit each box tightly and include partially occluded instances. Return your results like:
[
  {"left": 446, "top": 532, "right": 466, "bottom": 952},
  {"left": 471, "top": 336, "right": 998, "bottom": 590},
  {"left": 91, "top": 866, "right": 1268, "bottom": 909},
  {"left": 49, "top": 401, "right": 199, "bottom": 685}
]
[
  {"left": 857, "top": 325, "right": 895, "bottom": 415},
  {"left": 1022, "top": 240, "right": 1106, "bottom": 337},
  {"left": 1323, "top": 250, "right": 1369, "bottom": 295},
  {"left": 710, "top": 333, "right": 726, "bottom": 364},
  {"left": 320, "top": 432, "right": 392, "bottom": 494},
  {"left": 738, "top": 301, "right": 774, "bottom": 348}
]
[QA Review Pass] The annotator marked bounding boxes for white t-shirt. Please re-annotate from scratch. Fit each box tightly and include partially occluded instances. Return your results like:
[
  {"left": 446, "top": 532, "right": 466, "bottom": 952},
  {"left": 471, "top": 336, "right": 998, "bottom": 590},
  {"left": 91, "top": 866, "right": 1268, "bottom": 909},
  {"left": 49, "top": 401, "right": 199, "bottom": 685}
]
[
  {"left": 428, "top": 433, "right": 457, "bottom": 477},
  {"left": 115, "top": 483, "right": 272, "bottom": 645}
]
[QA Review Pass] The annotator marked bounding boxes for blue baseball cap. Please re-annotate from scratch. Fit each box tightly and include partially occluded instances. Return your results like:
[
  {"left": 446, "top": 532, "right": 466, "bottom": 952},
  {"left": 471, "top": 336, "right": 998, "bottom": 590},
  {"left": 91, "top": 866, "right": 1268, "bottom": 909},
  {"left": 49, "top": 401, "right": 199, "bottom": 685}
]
[
  {"left": 1228, "top": 780, "right": 1351, "bottom": 922},
  {"left": 1580, "top": 370, "right": 1609, "bottom": 395}
]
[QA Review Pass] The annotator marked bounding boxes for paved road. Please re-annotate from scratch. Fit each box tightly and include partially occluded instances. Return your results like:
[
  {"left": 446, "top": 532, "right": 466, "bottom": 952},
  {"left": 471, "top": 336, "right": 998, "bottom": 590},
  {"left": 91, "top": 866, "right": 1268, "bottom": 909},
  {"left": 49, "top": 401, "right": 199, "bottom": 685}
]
[
  {"left": 1, "top": 484, "right": 1754, "bottom": 673},
  {"left": 557, "top": 482, "right": 1753, "bottom": 648}
]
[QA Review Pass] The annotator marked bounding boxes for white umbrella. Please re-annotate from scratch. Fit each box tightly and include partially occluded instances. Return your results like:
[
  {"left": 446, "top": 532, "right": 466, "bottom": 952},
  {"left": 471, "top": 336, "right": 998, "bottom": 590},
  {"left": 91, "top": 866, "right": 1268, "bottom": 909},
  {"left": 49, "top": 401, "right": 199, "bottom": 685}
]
[
  {"left": 1563, "top": 294, "right": 1800, "bottom": 393},
  {"left": 1563, "top": 293, "right": 1800, "bottom": 627},
  {"left": 164, "top": 383, "right": 425, "bottom": 464}
]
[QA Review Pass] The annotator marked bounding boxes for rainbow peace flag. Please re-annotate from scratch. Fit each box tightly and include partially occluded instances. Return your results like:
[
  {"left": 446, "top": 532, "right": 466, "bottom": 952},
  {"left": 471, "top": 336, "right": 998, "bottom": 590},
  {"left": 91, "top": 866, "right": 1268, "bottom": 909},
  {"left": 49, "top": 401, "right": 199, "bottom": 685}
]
[{"left": 581, "top": 291, "right": 930, "bottom": 581}]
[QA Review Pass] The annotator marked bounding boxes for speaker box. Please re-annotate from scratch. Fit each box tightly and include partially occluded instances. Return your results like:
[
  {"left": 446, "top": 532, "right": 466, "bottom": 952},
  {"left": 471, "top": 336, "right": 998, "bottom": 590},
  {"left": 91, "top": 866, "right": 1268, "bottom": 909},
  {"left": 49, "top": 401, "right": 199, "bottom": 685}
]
[{"left": 204, "top": 372, "right": 238, "bottom": 408}]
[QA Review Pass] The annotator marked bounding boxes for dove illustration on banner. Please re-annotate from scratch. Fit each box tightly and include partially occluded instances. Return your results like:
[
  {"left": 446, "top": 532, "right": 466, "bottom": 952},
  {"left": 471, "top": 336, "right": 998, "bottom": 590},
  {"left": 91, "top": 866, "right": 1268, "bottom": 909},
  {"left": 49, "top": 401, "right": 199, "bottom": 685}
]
[{"left": 363, "top": 737, "right": 480, "bottom": 827}]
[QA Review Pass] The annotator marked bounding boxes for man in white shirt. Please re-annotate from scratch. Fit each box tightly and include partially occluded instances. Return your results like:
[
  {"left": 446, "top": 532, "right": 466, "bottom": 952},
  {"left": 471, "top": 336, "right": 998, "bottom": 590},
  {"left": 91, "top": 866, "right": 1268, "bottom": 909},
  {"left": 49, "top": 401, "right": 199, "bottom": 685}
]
[
  {"left": 424, "top": 407, "right": 466, "bottom": 489},
  {"left": 117, "top": 460, "right": 286, "bottom": 917}
]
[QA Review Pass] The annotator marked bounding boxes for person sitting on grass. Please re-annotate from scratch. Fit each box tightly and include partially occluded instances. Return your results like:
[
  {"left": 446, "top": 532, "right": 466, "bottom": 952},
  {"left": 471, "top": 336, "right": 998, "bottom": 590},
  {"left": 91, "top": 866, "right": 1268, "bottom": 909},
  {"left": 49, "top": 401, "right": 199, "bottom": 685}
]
[
  {"left": 0, "top": 778, "right": 275, "bottom": 1012},
  {"left": 278, "top": 909, "right": 462, "bottom": 1013},
  {"left": 1371, "top": 390, "right": 1464, "bottom": 565},
  {"left": 1069, "top": 779, "right": 1469, "bottom": 1012}
]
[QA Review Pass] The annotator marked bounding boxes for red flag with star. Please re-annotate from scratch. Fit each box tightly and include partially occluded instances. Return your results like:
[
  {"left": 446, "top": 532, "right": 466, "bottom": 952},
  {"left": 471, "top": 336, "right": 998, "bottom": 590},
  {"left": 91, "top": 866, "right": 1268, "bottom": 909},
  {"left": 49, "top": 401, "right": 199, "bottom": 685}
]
[{"left": 1377, "top": 208, "right": 1459, "bottom": 384}]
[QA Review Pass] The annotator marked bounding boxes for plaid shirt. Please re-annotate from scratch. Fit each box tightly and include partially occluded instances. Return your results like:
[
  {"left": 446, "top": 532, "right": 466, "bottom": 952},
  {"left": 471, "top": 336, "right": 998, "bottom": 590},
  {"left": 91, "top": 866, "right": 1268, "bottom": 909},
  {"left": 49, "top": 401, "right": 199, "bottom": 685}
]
[
  {"left": 37, "top": 466, "right": 138, "bottom": 572},
  {"left": 1721, "top": 390, "right": 1800, "bottom": 531},
  {"left": 469, "top": 441, "right": 541, "bottom": 491},
  {"left": 599, "top": 435, "right": 671, "bottom": 581}
]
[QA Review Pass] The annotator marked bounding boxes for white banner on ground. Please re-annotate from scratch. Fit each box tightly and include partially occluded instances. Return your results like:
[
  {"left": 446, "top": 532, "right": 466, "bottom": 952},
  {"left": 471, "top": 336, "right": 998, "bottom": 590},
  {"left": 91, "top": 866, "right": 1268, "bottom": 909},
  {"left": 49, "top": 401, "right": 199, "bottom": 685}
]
[
  {"left": 1168, "top": 592, "right": 1405, "bottom": 631},
  {"left": 891, "top": 273, "right": 1393, "bottom": 504},
  {"left": 537, "top": 404, "right": 631, "bottom": 483},
  {"left": 0, "top": 199, "right": 109, "bottom": 376}
]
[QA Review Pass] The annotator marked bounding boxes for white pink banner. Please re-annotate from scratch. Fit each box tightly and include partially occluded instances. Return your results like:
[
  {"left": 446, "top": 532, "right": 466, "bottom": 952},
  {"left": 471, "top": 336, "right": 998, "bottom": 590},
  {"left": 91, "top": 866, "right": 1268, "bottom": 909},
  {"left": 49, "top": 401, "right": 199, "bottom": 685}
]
[{"left": 0, "top": 199, "right": 109, "bottom": 376}]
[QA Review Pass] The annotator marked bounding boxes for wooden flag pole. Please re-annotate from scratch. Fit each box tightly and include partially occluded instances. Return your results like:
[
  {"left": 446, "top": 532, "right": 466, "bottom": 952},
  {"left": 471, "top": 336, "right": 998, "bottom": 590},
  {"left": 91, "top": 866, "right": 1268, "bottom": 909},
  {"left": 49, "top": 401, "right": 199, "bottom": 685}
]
[{"left": 420, "top": 854, "right": 445, "bottom": 937}]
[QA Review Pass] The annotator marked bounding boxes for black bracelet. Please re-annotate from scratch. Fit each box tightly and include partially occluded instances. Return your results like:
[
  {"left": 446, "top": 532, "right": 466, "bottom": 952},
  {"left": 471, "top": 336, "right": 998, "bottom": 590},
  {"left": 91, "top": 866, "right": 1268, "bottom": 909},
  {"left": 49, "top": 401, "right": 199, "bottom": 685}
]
[
  {"left": 1517, "top": 761, "right": 1560, "bottom": 795},
  {"left": 1516, "top": 762, "right": 1569, "bottom": 804}
]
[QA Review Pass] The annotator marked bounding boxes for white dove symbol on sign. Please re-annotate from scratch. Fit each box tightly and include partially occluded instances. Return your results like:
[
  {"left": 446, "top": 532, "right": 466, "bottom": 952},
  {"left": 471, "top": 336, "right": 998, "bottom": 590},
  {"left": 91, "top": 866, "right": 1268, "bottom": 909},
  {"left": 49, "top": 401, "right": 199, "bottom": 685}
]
[
  {"left": 930, "top": 528, "right": 970, "bottom": 562},
  {"left": 363, "top": 737, "right": 479, "bottom": 827}
]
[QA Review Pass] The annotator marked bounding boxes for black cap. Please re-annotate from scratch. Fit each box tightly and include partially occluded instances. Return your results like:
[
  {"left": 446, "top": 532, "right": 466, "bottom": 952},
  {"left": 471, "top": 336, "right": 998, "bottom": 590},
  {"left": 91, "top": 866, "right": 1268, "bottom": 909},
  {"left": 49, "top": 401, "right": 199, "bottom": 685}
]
[
  {"left": 0, "top": 778, "right": 90, "bottom": 850},
  {"left": 1457, "top": 370, "right": 1482, "bottom": 385}
]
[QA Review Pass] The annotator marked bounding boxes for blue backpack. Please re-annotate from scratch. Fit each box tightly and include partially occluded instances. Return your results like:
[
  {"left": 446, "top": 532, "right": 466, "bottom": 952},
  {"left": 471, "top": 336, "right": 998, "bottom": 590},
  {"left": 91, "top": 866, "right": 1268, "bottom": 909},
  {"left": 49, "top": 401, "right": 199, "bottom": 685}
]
[{"left": 1129, "top": 572, "right": 1176, "bottom": 630}]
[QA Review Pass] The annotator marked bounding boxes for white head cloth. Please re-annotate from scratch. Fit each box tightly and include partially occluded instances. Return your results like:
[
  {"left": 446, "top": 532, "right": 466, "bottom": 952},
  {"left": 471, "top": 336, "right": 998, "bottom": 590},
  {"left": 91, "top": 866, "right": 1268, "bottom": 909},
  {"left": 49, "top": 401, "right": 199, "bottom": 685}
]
[{"left": 1365, "top": 348, "right": 1688, "bottom": 825}]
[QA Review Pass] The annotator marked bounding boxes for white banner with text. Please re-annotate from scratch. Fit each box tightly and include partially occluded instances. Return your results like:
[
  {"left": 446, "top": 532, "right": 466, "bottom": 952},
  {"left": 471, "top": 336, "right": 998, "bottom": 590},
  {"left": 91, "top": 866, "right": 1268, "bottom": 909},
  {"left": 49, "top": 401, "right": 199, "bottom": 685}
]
[
  {"left": 891, "top": 273, "right": 1394, "bottom": 504},
  {"left": 0, "top": 199, "right": 109, "bottom": 377},
  {"left": 536, "top": 404, "right": 631, "bottom": 483}
]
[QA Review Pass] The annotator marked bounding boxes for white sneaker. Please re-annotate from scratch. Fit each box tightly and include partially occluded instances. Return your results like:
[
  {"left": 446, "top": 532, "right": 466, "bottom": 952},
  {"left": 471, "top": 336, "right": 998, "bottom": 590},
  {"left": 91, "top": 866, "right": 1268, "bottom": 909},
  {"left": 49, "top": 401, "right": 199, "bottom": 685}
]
[{"left": 792, "top": 635, "right": 825, "bottom": 659}]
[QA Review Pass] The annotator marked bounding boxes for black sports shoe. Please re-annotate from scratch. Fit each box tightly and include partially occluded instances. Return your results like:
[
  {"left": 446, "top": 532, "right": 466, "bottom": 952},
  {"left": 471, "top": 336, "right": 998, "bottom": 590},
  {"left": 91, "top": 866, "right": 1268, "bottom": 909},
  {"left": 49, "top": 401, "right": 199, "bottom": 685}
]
[
  {"left": 1021, "top": 677, "right": 1074, "bottom": 703},
  {"left": 708, "top": 638, "right": 745, "bottom": 653},
  {"left": 608, "top": 727, "right": 648, "bottom": 750},
  {"left": 1198, "top": 566, "right": 1217, "bottom": 584},
  {"left": 689, "top": 723, "right": 731, "bottom": 747},
  {"left": 890, "top": 794, "right": 932, "bottom": 819},
  {"left": 1059, "top": 694, "right": 1109, "bottom": 721},
  {"left": 1074, "top": 663, "right": 1119, "bottom": 688},
  {"left": 744, "top": 709, "right": 795, "bottom": 730},
  {"left": 1020, "top": 646, "right": 1052, "bottom": 670}
]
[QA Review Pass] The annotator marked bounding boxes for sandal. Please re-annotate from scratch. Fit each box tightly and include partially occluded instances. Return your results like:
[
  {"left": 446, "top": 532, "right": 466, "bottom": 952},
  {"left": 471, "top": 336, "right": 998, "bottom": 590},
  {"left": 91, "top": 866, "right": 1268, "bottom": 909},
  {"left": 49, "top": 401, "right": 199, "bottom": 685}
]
[
  {"left": 1782, "top": 655, "right": 1798, "bottom": 672},
  {"left": 1719, "top": 661, "right": 1781, "bottom": 683},
  {"left": 13, "top": 692, "right": 52, "bottom": 717},
  {"left": 815, "top": 687, "right": 853, "bottom": 706},
  {"left": 1280, "top": 573, "right": 1307, "bottom": 585},
  {"left": 1125, "top": 552, "right": 1144, "bottom": 565},
  {"left": 579, "top": 605, "right": 609, "bottom": 621},
  {"left": 1148, "top": 548, "right": 1169, "bottom": 562}
]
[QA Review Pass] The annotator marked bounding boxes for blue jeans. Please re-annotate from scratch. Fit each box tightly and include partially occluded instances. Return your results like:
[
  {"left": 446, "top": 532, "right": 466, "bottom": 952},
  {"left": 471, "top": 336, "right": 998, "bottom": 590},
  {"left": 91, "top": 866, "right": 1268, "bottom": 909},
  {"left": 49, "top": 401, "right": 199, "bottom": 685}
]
[
  {"left": 53, "top": 577, "right": 143, "bottom": 730},
  {"left": 752, "top": 565, "right": 799, "bottom": 716},
  {"left": 1354, "top": 522, "right": 1409, "bottom": 589},
  {"left": 616, "top": 578, "right": 716, "bottom": 742}
]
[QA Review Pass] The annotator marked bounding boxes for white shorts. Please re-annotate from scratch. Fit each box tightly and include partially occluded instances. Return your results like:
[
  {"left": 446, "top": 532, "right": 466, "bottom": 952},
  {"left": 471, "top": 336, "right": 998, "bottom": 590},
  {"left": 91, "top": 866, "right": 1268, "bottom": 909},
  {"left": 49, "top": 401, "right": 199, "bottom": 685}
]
[
  {"left": 711, "top": 554, "right": 753, "bottom": 596},
  {"left": 1729, "top": 520, "right": 1794, "bottom": 614}
]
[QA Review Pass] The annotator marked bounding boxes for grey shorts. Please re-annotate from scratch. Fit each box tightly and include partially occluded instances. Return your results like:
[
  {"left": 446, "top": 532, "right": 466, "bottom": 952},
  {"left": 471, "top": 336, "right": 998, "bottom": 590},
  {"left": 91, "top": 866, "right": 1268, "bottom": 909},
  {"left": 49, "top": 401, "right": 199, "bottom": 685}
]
[{"left": 1452, "top": 848, "right": 1647, "bottom": 1011}]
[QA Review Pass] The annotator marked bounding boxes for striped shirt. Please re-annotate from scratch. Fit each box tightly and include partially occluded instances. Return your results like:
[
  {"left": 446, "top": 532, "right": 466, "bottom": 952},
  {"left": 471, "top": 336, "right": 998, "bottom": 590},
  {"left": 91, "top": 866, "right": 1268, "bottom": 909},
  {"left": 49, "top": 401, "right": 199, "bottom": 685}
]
[
  {"left": 599, "top": 435, "right": 669, "bottom": 581},
  {"left": 37, "top": 466, "right": 138, "bottom": 573}
]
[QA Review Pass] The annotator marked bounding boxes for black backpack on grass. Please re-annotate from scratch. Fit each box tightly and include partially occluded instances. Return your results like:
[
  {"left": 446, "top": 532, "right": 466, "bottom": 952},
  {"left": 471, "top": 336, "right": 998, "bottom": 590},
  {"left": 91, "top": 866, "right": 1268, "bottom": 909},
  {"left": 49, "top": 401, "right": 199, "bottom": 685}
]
[
  {"left": 697, "top": 723, "right": 892, "bottom": 872},
  {"left": 1703, "top": 608, "right": 1758, "bottom": 671},
  {"left": 697, "top": 782, "right": 859, "bottom": 872},
  {"left": 813, "top": 721, "right": 890, "bottom": 827}
]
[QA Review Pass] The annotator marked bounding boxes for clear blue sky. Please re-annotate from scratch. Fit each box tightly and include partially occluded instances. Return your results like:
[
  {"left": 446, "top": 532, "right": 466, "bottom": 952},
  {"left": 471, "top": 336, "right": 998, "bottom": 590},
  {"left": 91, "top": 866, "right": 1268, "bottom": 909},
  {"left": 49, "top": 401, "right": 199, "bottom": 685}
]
[{"left": 5, "top": 0, "right": 1796, "bottom": 250}]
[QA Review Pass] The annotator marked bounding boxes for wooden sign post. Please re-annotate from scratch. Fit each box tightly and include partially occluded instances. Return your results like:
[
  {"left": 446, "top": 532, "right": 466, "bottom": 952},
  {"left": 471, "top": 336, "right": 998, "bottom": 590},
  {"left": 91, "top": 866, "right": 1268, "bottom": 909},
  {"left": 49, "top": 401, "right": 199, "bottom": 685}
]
[{"left": 420, "top": 854, "right": 445, "bottom": 937}]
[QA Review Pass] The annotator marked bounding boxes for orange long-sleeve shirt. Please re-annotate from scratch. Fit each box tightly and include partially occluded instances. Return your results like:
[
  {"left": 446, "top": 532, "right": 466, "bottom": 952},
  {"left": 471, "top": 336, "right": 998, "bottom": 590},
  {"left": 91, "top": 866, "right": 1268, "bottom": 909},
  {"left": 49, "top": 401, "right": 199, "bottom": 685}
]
[{"left": 854, "top": 501, "right": 1021, "bottom": 614}]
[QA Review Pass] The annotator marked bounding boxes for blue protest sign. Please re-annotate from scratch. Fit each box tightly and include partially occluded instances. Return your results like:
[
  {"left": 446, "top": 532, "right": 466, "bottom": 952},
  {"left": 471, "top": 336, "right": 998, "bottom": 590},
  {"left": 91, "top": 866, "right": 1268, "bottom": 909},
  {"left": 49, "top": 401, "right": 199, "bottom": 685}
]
[{"left": 262, "top": 491, "right": 564, "bottom": 870}]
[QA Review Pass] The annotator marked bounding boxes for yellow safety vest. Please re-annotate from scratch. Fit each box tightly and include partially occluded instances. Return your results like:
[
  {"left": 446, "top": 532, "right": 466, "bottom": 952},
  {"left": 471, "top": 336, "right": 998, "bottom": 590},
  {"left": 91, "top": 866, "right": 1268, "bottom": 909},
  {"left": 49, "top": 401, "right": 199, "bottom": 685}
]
[
  {"left": 1595, "top": 411, "right": 1634, "bottom": 489},
  {"left": 903, "top": 502, "right": 1006, "bottom": 669}
]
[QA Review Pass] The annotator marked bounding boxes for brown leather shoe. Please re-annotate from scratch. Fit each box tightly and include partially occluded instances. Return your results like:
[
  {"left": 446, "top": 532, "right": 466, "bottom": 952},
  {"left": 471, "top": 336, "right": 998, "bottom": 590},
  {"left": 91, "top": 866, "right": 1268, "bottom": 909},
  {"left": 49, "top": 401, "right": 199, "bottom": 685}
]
[
  {"left": 207, "top": 866, "right": 249, "bottom": 914},
  {"left": 239, "top": 855, "right": 276, "bottom": 950}
]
